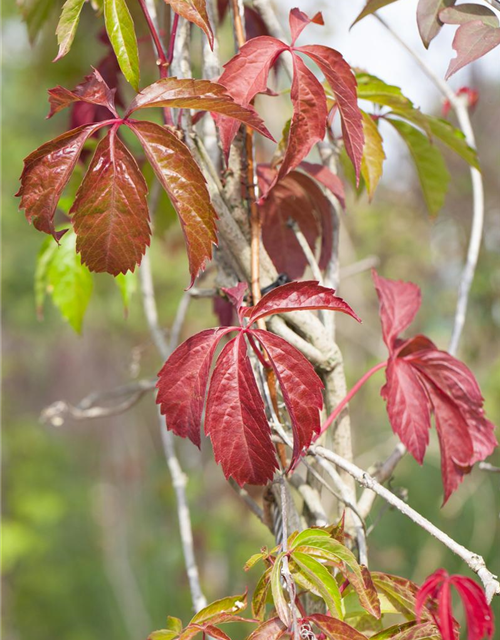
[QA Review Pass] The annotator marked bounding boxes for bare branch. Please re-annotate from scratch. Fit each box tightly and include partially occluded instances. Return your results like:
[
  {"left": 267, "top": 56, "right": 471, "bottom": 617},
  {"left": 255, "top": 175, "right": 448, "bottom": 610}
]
[
  {"left": 139, "top": 251, "right": 207, "bottom": 613},
  {"left": 340, "top": 256, "right": 380, "bottom": 280},
  {"left": 41, "top": 379, "right": 156, "bottom": 426},
  {"left": 311, "top": 445, "right": 500, "bottom": 602},
  {"left": 478, "top": 462, "right": 500, "bottom": 474},
  {"left": 288, "top": 475, "right": 329, "bottom": 527},
  {"left": 288, "top": 219, "right": 323, "bottom": 284},
  {"left": 358, "top": 444, "right": 407, "bottom": 519},
  {"left": 228, "top": 478, "right": 265, "bottom": 522}
]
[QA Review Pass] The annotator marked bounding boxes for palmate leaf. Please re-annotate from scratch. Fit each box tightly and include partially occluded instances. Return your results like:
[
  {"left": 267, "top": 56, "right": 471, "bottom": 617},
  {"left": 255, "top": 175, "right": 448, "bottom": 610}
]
[
  {"left": 416, "top": 570, "right": 494, "bottom": 640},
  {"left": 103, "top": 0, "right": 140, "bottom": 90},
  {"left": 35, "top": 230, "right": 93, "bottom": 333},
  {"left": 19, "top": 74, "right": 273, "bottom": 283},
  {"left": 216, "top": 9, "right": 363, "bottom": 181},
  {"left": 157, "top": 281, "right": 360, "bottom": 485},
  {"left": 373, "top": 271, "right": 498, "bottom": 502}
]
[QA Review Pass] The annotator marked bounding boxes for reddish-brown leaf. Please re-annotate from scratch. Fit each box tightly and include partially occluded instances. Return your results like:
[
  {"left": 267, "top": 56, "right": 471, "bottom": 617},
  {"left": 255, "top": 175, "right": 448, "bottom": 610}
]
[
  {"left": 309, "top": 613, "right": 368, "bottom": 640},
  {"left": 244, "top": 280, "right": 361, "bottom": 326},
  {"left": 47, "top": 68, "right": 118, "bottom": 119},
  {"left": 156, "top": 328, "right": 234, "bottom": 447},
  {"left": 126, "top": 77, "right": 274, "bottom": 143},
  {"left": 297, "top": 44, "right": 364, "bottom": 182},
  {"left": 416, "top": 570, "right": 494, "bottom": 640},
  {"left": 373, "top": 271, "right": 498, "bottom": 501},
  {"left": 164, "top": 0, "right": 214, "bottom": 49},
  {"left": 71, "top": 129, "right": 150, "bottom": 275},
  {"left": 445, "top": 20, "right": 500, "bottom": 79},
  {"left": 276, "top": 54, "right": 327, "bottom": 183},
  {"left": 17, "top": 124, "right": 101, "bottom": 241},
  {"left": 382, "top": 356, "right": 432, "bottom": 464},
  {"left": 128, "top": 120, "right": 218, "bottom": 286},
  {"left": 289, "top": 7, "right": 324, "bottom": 45},
  {"left": 204, "top": 333, "right": 279, "bottom": 486},
  {"left": 216, "top": 36, "right": 287, "bottom": 156},
  {"left": 252, "top": 329, "right": 324, "bottom": 466},
  {"left": 372, "top": 269, "right": 421, "bottom": 350}
]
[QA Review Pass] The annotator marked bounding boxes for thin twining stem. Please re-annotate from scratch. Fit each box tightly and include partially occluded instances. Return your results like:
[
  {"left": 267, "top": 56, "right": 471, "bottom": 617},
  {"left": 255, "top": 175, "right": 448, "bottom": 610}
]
[
  {"left": 311, "top": 445, "right": 500, "bottom": 603},
  {"left": 315, "top": 361, "right": 387, "bottom": 441}
]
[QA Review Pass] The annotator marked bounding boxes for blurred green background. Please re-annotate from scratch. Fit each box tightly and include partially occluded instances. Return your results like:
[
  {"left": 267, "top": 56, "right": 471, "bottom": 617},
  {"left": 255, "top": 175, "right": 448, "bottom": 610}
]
[{"left": 2, "top": 1, "right": 499, "bottom": 639}]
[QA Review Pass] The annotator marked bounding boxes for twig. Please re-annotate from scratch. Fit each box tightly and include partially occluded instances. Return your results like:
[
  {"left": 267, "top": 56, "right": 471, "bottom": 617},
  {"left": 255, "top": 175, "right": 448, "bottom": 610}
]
[
  {"left": 478, "top": 462, "right": 500, "bottom": 474},
  {"left": 312, "top": 457, "right": 368, "bottom": 565},
  {"left": 139, "top": 251, "right": 207, "bottom": 612},
  {"left": 288, "top": 219, "right": 323, "bottom": 284},
  {"left": 311, "top": 444, "right": 500, "bottom": 602},
  {"left": 358, "top": 443, "right": 407, "bottom": 519},
  {"left": 374, "top": 15, "right": 485, "bottom": 356},
  {"left": 41, "top": 379, "right": 156, "bottom": 426},
  {"left": 288, "top": 475, "right": 328, "bottom": 527},
  {"left": 168, "top": 291, "right": 192, "bottom": 353},
  {"left": 340, "top": 256, "right": 380, "bottom": 280},
  {"left": 315, "top": 361, "right": 387, "bottom": 441},
  {"left": 228, "top": 478, "right": 265, "bottom": 522}
]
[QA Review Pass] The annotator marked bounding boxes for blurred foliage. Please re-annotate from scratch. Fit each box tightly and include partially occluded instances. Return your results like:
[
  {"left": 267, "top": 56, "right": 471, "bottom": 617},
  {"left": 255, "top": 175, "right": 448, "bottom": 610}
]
[{"left": 2, "top": 0, "right": 499, "bottom": 639}]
